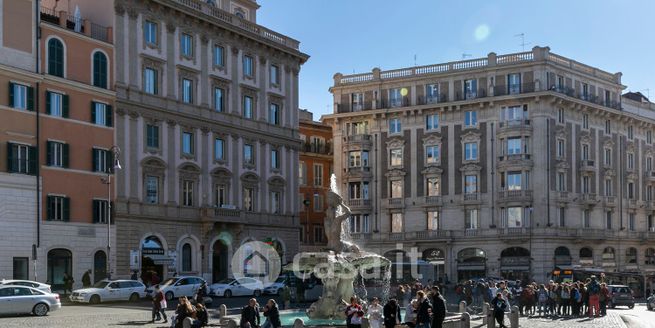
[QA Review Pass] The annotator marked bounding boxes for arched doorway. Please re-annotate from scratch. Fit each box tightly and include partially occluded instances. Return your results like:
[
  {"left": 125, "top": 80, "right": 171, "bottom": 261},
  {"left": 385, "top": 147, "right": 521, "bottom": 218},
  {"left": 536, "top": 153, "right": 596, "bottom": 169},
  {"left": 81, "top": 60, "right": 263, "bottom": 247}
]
[
  {"left": 212, "top": 240, "right": 229, "bottom": 283},
  {"left": 422, "top": 248, "right": 446, "bottom": 283},
  {"left": 554, "top": 246, "right": 571, "bottom": 266},
  {"left": 457, "top": 248, "right": 486, "bottom": 282},
  {"left": 500, "top": 247, "right": 531, "bottom": 282},
  {"left": 47, "top": 249, "right": 72, "bottom": 292},
  {"left": 93, "top": 250, "right": 107, "bottom": 283},
  {"left": 580, "top": 247, "right": 594, "bottom": 266},
  {"left": 141, "top": 236, "right": 166, "bottom": 285}
]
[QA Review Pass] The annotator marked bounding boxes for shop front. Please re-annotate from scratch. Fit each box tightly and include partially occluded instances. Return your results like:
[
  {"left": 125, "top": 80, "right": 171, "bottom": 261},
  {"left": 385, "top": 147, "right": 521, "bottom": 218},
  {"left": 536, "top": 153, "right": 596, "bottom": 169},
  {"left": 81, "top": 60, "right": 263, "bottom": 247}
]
[
  {"left": 456, "top": 248, "right": 486, "bottom": 282},
  {"left": 139, "top": 235, "right": 175, "bottom": 285},
  {"left": 422, "top": 248, "right": 446, "bottom": 283},
  {"left": 500, "top": 247, "right": 531, "bottom": 282}
]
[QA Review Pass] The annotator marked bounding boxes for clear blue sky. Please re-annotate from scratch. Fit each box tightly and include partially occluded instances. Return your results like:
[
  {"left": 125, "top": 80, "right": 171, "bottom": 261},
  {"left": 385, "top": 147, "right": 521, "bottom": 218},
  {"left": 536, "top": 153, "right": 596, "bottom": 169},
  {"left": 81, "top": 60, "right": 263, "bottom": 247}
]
[{"left": 258, "top": 0, "right": 655, "bottom": 118}]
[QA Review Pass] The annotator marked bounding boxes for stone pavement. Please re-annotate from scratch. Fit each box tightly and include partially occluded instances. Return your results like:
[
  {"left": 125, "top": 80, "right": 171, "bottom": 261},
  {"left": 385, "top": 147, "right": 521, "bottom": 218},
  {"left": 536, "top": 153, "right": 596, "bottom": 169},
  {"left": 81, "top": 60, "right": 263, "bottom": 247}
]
[{"left": 471, "top": 313, "right": 628, "bottom": 328}]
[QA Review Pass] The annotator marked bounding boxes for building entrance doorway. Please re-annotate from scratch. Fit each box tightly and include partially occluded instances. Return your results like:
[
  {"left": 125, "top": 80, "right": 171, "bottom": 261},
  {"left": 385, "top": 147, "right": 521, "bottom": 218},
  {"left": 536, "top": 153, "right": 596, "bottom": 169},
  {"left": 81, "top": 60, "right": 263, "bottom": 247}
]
[{"left": 212, "top": 240, "right": 229, "bottom": 283}]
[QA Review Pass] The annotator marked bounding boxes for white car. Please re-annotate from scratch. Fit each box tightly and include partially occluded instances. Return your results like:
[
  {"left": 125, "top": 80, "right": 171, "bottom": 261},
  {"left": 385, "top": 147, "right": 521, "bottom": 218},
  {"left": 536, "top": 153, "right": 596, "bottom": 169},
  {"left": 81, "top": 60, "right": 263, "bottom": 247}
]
[
  {"left": 263, "top": 277, "right": 287, "bottom": 295},
  {"left": 210, "top": 278, "right": 264, "bottom": 298},
  {"left": 0, "top": 285, "right": 61, "bottom": 316},
  {"left": 0, "top": 280, "right": 51, "bottom": 293},
  {"left": 70, "top": 279, "right": 146, "bottom": 304},
  {"left": 148, "top": 276, "right": 208, "bottom": 301}
]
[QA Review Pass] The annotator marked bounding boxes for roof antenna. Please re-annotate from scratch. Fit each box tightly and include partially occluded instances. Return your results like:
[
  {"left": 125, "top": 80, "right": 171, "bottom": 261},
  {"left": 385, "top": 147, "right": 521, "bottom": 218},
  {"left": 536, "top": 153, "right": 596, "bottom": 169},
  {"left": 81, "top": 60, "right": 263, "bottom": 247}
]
[
  {"left": 414, "top": 54, "right": 417, "bottom": 67},
  {"left": 515, "top": 33, "right": 531, "bottom": 51}
]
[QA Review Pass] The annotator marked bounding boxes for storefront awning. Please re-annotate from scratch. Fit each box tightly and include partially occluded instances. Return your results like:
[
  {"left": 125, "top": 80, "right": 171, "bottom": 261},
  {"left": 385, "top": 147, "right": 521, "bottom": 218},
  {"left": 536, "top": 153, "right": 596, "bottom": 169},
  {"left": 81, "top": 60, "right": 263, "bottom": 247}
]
[
  {"left": 458, "top": 265, "right": 485, "bottom": 271},
  {"left": 501, "top": 266, "right": 530, "bottom": 271}
]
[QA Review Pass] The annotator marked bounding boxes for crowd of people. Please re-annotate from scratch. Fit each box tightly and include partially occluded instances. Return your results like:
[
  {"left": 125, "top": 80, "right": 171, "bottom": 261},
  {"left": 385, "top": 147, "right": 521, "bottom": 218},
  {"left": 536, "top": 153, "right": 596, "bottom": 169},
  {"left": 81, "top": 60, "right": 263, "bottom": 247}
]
[{"left": 150, "top": 284, "right": 209, "bottom": 328}]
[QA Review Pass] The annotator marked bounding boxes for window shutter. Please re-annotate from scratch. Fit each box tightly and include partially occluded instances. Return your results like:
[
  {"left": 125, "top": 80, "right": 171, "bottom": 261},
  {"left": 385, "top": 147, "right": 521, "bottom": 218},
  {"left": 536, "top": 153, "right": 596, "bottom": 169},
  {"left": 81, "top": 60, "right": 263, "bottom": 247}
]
[
  {"left": 153, "top": 71, "right": 159, "bottom": 95},
  {"left": 46, "top": 196, "right": 53, "bottom": 221},
  {"left": 8, "top": 83, "right": 14, "bottom": 107},
  {"left": 106, "top": 105, "right": 113, "bottom": 127},
  {"left": 6, "top": 142, "right": 15, "bottom": 172},
  {"left": 90, "top": 102, "right": 96, "bottom": 123},
  {"left": 26, "top": 87, "right": 34, "bottom": 111},
  {"left": 46, "top": 141, "right": 53, "bottom": 166},
  {"left": 105, "top": 150, "right": 112, "bottom": 173},
  {"left": 92, "top": 149, "right": 98, "bottom": 172},
  {"left": 63, "top": 94, "right": 70, "bottom": 118},
  {"left": 45, "top": 92, "right": 52, "bottom": 115},
  {"left": 109, "top": 201, "right": 114, "bottom": 224},
  {"left": 92, "top": 200, "right": 99, "bottom": 223},
  {"left": 63, "top": 197, "right": 70, "bottom": 222},
  {"left": 62, "top": 143, "right": 69, "bottom": 168},
  {"left": 28, "top": 146, "right": 37, "bottom": 175}
]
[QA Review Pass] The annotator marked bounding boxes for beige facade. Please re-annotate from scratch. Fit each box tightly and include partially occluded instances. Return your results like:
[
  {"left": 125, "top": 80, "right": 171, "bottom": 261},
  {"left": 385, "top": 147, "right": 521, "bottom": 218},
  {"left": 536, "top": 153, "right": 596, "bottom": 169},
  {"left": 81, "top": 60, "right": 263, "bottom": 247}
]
[{"left": 324, "top": 46, "right": 655, "bottom": 291}]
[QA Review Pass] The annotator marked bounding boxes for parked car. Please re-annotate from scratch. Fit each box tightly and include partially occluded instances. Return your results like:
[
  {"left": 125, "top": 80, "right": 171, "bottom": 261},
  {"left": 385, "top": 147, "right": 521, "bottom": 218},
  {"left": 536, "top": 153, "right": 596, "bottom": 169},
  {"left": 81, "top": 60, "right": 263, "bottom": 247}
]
[
  {"left": 647, "top": 293, "right": 655, "bottom": 311},
  {"left": 70, "top": 279, "right": 146, "bottom": 304},
  {"left": 0, "top": 285, "right": 60, "bottom": 316},
  {"left": 607, "top": 285, "right": 635, "bottom": 309},
  {"left": 147, "top": 276, "right": 208, "bottom": 301},
  {"left": 263, "top": 276, "right": 287, "bottom": 295},
  {"left": 0, "top": 280, "right": 52, "bottom": 293},
  {"left": 210, "top": 278, "right": 264, "bottom": 298}
]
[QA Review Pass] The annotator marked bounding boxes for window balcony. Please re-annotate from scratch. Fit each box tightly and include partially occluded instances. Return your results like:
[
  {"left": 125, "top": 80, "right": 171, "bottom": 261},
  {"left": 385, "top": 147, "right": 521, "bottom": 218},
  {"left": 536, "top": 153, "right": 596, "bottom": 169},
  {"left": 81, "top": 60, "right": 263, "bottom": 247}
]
[
  {"left": 40, "top": 7, "right": 112, "bottom": 43},
  {"left": 417, "top": 94, "right": 448, "bottom": 105},
  {"left": 628, "top": 199, "right": 639, "bottom": 209},
  {"left": 347, "top": 199, "right": 372, "bottom": 210},
  {"left": 603, "top": 196, "right": 616, "bottom": 207},
  {"left": 462, "top": 192, "right": 481, "bottom": 204},
  {"left": 498, "top": 153, "right": 532, "bottom": 163},
  {"left": 347, "top": 166, "right": 371, "bottom": 174},
  {"left": 579, "top": 160, "right": 595, "bottom": 172},
  {"left": 498, "top": 119, "right": 532, "bottom": 134},
  {"left": 646, "top": 201, "right": 655, "bottom": 211},
  {"left": 302, "top": 142, "right": 332, "bottom": 155},
  {"left": 346, "top": 134, "right": 372, "bottom": 143},
  {"left": 555, "top": 191, "right": 569, "bottom": 202},
  {"left": 492, "top": 82, "right": 536, "bottom": 96},
  {"left": 423, "top": 196, "right": 443, "bottom": 207},
  {"left": 497, "top": 189, "right": 533, "bottom": 203},
  {"left": 579, "top": 193, "right": 598, "bottom": 206},
  {"left": 387, "top": 198, "right": 405, "bottom": 209},
  {"left": 455, "top": 88, "right": 487, "bottom": 101},
  {"left": 646, "top": 171, "right": 655, "bottom": 183}
]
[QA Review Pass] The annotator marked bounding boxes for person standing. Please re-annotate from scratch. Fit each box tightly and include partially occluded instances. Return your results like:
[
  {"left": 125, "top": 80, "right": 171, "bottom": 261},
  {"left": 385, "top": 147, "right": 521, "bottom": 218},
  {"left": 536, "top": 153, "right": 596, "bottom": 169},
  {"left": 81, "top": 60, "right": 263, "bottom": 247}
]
[
  {"left": 368, "top": 297, "right": 383, "bottom": 328},
  {"left": 241, "top": 298, "right": 260, "bottom": 328},
  {"left": 383, "top": 298, "right": 401, "bottom": 328},
  {"left": 262, "top": 299, "right": 281, "bottom": 328},
  {"left": 63, "top": 272, "right": 74, "bottom": 295},
  {"left": 131, "top": 270, "right": 138, "bottom": 281},
  {"left": 415, "top": 290, "right": 432, "bottom": 328},
  {"left": 431, "top": 287, "right": 446, "bottom": 328},
  {"left": 491, "top": 292, "right": 508, "bottom": 328},
  {"left": 152, "top": 285, "right": 168, "bottom": 323},
  {"left": 345, "top": 297, "right": 362, "bottom": 328},
  {"left": 281, "top": 285, "right": 291, "bottom": 310},
  {"left": 599, "top": 283, "right": 609, "bottom": 316},
  {"left": 82, "top": 269, "right": 92, "bottom": 288},
  {"left": 587, "top": 276, "right": 601, "bottom": 318}
]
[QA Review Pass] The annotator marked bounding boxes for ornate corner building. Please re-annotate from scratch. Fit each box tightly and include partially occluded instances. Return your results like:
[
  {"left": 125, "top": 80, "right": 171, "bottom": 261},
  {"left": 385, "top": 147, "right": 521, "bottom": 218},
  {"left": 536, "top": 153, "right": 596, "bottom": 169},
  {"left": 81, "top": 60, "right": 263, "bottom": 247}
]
[{"left": 323, "top": 46, "right": 655, "bottom": 295}]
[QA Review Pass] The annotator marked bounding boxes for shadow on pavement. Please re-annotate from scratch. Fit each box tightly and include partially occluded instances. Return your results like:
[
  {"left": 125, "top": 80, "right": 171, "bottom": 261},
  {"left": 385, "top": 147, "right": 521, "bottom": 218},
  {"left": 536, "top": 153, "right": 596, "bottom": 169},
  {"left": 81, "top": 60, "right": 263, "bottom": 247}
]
[{"left": 113, "top": 320, "right": 153, "bottom": 326}]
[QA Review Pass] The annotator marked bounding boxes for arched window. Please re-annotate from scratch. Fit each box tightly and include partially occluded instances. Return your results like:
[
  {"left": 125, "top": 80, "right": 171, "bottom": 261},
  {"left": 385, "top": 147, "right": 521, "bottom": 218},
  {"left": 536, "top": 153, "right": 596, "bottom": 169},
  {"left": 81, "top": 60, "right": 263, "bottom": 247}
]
[
  {"left": 182, "top": 243, "right": 192, "bottom": 272},
  {"left": 580, "top": 247, "right": 593, "bottom": 258},
  {"left": 603, "top": 247, "right": 615, "bottom": 260},
  {"left": 94, "top": 250, "right": 107, "bottom": 283},
  {"left": 47, "top": 248, "right": 72, "bottom": 291},
  {"left": 48, "top": 38, "right": 64, "bottom": 77},
  {"left": 626, "top": 247, "right": 637, "bottom": 264},
  {"left": 92, "top": 51, "right": 108, "bottom": 89},
  {"left": 646, "top": 248, "right": 655, "bottom": 265}
]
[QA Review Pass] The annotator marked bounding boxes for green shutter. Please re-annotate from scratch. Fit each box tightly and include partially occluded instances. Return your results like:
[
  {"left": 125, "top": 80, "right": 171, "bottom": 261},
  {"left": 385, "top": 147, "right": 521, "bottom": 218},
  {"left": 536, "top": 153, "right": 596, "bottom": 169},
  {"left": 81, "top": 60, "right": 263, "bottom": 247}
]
[
  {"left": 45, "top": 92, "right": 51, "bottom": 115},
  {"left": 46, "top": 141, "right": 53, "bottom": 166},
  {"left": 90, "top": 102, "right": 96, "bottom": 123},
  {"left": 6, "top": 142, "right": 15, "bottom": 172},
  {"left": 92, "top": 200, "right": 99, "bottom": 223},
  {"left": 62, "top": 143, "right": 69, "bottom": 168},
  {"left": 8, "top": 83, "right": 14, "bottom": 107},
  {"left": 46, "top": 196, "right": 52, "bottom": 221},
  {"left": 26, "top": 87, "right": 34, "bottom": 111},
  {"left": 63, "top": 197, "right": 70, "bottom": 222},
  {"left": 28, "top": 146, "right": 37, "bottom": 175},
  {"left": 92, "top": 148, "right": 98, "bottom": 172},
  {"left": 106, "top": 105, "right": 113, "bottom": 127},
  {"left": 62, "top": 94, "right": 70, "bottom": 118}
]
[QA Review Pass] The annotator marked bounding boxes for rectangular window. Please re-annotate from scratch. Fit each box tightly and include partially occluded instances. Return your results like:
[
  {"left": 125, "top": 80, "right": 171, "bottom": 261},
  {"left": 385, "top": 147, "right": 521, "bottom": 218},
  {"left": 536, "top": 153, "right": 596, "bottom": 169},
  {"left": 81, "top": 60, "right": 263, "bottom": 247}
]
[
  {"left": 349, "top": 215, "right": 362, "bottom": 233},
  {"left": 299, "top": 161, "right": 307, "bottom": 185},
  {"left": 270, "top": 65, "right": 279, "bottom": 85},
  {"left": 313, "top": 164, "right": 323, "bottom": 186},
  {"left": 243, "top": 187, "right": 254, "bottom": 211},
  {"left": 629, "top": 213, "right": 635, "bottom": 231},
  {"left": 582, "top": 176, "right": 590, "bottom": 194},
  {"left": 214, "top": 138, "right": 224, "bottom": 161},
  {"left": 10, "top": 83, "right": 29, "bottom": 110},
  {"left": 464, "top": 142, "right": 478, "bottom": 160},
  {"left": 389, "top": 118, "right": 401, "bottom": 134},
  {"left": 628, "top": 182, "right": 635, "bottom": 199},
  {"left": 464, "top": 79, "right": 477, "bottom": 99},
  {"left": 214, "top": 87, "right": 224, "bottom": 112},
  {"left": 557, "top": 172, "right": 566, "bottom": 192},
  {"left": 213, "top": 45, "right": 225, "bottom": 67},
  {"left": 605, "top": 120, "right": 611, "bottom": 134},
  {"left": 145, "top": 176, "right": 159, "bottom": 204},
  {"left": 507, "top": 137, "right": 521, "bottom": 155},
  {"left": 506, "top": 207, "right": 523, "bottom": 228},
  {"left": 648, "top": 131, "right": 653, "bottom": 144},
  {"left": 583, "top": 210, "right": 590, "bottom": 228},
  {"left": 243, "top": 55, "right": 254, "bottom": 77},
  {"left": 426, "top": 84, "right": 439, "bottom": 103},
  {"left": 628, "top": 153, "right": 634, "bottom": 170},
  {"left": 556, "top": 139, "right": 565, "bottom": 158},
  {"left": 215, "top": 184, "right": 227, "bottom": 207},
  {"left": 46, "top": 141, "right": 67, "bottom": 168},
  {"left": 502, "top": 105, "right": 526, "bottom": 122},
  {"left": 391, "top": 213, "right": 403, "bottom": 233},
  {"left": 606, "top": 211, "right": 612, "bottom": 229},
  {"left": 558, "top": 207, "right": 566, "bottom": 227},
  {"left": 427, "top": 177, "right": 440, "bottom": 196},
  {"left": 390, "top": 180, "right": 403, "bottom": 198},
  {"left": 426, "top": 113, "right": 439, "bottom": 131},
  {"left": 465, "top": 209, "right": 479, "bottom": 229},
  {"left": 182, "top": 180, "right": 194, "bottom": 206},
  {"left": 648, "top": 157, "right": 653, "bottom": 172},
  {"left": 506, "top": 172, "right": 522, "bottom": 190},
  {"left": 465, "top": 175, "right": 478, "bottom": 194},
  {"left": 582, "top": 144, "right": 589, "bottom": 160},
  {"left": 582, "top": 83, "right": 589, "bottom": 99},
  {"left": 605, "top": 148, "right": 612, "bottom": 166},
  {"left": 181, "top": 33, "right": 193, "bottom": 57},
  {"left": 313, "top": 193, "right": 323, "bottom": 212},
  {"left": 7, "top": 143, "right": 35, "bottom": 174},
  {"left": 628, "top": 125, "right": 634, "bottom": 140},
  {"left": 271, "top": 149, "right": 279, "bottom": 169},
  {"left": 464, "top": 111, "right": 477, "bottom": 127},
  {"left": 144, "top": 68, "right": 158, "bottom": 95},
  {"left": 648, "top": 186, "right": 653, "bottom": 201},
  {"left": 182, "top": 132, "right": 194, "bottom": 155},
  {"left": 92, "top": 102, "right": 112, "bottom": 127},
  {"left": 146, "top": 124, "right": 159, "bottom": 149},
  {"left": 557, "top": 108, "right": 565, "bottom": 124},
  {"left": 390, "top": 148, "right": 403, "bottom": 167},
  {"left": 182, "top": 79, "right": 193, "bottom": 104},
  {"left": 144, "top": 20, "right": 158, "bottom": 45},
  {"left": 269, "top": 103, "right": 280, "bottom": 125},
  {"left": 244, "top": 144, "right": 254, "bottom": 164},
  {"left": 314, "top": 225, "right": 325, "bottom": 243},
  {"left": 351, "top": 93, "right": 363, "bottom": 111},
  {"left": 426, "top": 145, "right": 440, "bottom": 164},
  {"left": 605, "top": 90, "right": 611, "bottom": 105},
  {"left": 92, "top": 199, "right": 109, "bottom": 224},
  {"left": 47, "top": 91, "right": 67, "bottom": 117},
  {"left": 605, "top": 179, "right": 613, "bottom": 196},
  {"left": 389, "top": 88, "right": 402, "bottom": 107},
  {"left": 427, "top": 211, "right": 440, "bottom": 230},
  {"left": 271, "top": 191, "right": 281, "bottom": 214},
  {"left": 46, "top": 195, "right": 69, "bottom": 221},
  {"left": 508, "top": 73, "right": 521, "bottom": 94},
  {"left": 582, "top": 114, "right": 589, "bottom": 129},
  {"left": 12, "top": 257, "right": 29, "bottom": 280},
  {"left": 92, "top": 148, "right": 110, "bottom": 173},
  {"left": 349, "top": 151, "right": 361, "bottom": 167},
  {"left": 243, "top": 96, "right": 253, "bottom": 119}
]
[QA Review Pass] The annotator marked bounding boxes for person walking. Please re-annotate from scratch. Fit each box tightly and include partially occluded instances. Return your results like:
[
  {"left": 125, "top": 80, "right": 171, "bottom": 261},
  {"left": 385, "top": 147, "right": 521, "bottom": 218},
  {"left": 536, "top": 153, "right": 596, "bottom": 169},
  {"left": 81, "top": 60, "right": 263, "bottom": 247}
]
[
  {"left": 240, "top": 298, "right": 260, "bottom": 328},
  {"left": 63, "top": 272, "right": 74, "bottom": 295},
  {"left": 262, "top": 299, "right": 281, "bottom": 328},
  {"left": 491, "top": 292, "right": 508, "bottom": 328},
  {"left": 152, "top": 285, "right": 168, "bottom": 323},
  {"left": 195, "top": 282, "right": 207, "bottom": 305},
  {"left": 431, "top": 287, "right": 446, "bottom": 328},
  {"left": 599, "top": 283, "right": 610, "bottom": 316},
  {"left": 415, "top": 291, "right": 432, "bottom": 328},
  {"left": 368, "top": 297, "right": 383, "bottom": 328},
  {"left": 383, "top": 298, "right": 401, "bottom": 328},
  {"left": 82, "top": 269, "right": 92, "bottom": 288},
  {"left": 587, "top": 276, "right": 601, "bottom": 318}
]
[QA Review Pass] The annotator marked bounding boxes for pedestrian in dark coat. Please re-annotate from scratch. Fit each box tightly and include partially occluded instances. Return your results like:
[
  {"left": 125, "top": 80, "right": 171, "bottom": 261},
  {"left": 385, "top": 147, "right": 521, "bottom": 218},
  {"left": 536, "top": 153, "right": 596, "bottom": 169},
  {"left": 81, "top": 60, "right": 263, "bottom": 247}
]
[
  {"left": 431, "top": 287, "right": 447, "bottom": 328},
  {"left": 415, "top": 291, "right": 432, "bottom": 328},
  {"left": 240, "top": 298, "right": 260, "bottom": 328},
  {"left": 151, "top": 285, "right": 168, "bottom": 323},
  {"left": 491, "top": 292, "right": 508, "bottom": 328},
  {"left": 383, "top": 298, "right": 402, "bottom": 328},
  {"left": 63, "top": 272, "right": 74, "bottom": 295},
  {"left": 262, "top": 299, "right": 281, "bottom": 328},
  {"left": 82, "top": 270, "right": 92, "bottom": 288}
]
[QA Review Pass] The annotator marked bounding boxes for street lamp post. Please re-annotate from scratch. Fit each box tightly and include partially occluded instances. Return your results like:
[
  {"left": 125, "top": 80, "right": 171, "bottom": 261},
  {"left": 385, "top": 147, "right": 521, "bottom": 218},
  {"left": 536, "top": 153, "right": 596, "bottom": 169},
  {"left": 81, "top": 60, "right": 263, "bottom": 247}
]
[{"left": 102, "top": 146, "right": 121, "bottom": 280}]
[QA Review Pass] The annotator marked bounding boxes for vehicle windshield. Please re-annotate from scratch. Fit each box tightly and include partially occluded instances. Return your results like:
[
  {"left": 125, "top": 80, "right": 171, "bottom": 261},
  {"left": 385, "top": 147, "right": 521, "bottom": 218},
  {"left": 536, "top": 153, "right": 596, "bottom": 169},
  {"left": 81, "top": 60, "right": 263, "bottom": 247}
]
[
  {"left": 216, "top": 279, "right": 235, "bottom": 284},
  {"left": 93, "top": 281, "right": 109, "bottom": 288},
  {"left": 160, "top": 278, "right": 177, "bottom": 286}
]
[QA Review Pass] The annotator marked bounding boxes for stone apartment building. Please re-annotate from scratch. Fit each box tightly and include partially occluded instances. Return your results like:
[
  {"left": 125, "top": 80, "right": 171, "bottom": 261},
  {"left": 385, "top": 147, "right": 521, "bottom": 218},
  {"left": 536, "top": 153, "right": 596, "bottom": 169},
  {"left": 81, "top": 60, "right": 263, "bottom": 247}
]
[
  {"left": 299, "top": 109, "right": 332, "bottom": 252},
  {"left": 61, "top": 0, "right": 308, "bottom": 283},
  {"left": 0, "top": 0, "right": 116, "bottom": 291},
  {"left": 324, "top": 46, "right": 655, "bottom": 290}
]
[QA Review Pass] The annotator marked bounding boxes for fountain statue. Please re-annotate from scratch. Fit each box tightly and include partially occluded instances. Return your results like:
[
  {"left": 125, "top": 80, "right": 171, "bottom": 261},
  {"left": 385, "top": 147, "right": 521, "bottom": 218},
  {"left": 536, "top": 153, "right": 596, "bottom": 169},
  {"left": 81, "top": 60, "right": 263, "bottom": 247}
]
[{"left": 288, "top": 175, "right": 391, "bottom": 320}]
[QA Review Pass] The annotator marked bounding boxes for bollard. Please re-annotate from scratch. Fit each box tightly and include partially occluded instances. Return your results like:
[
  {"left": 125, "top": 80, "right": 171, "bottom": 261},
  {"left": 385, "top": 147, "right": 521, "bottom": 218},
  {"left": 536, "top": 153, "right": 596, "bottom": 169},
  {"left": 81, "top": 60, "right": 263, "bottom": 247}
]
[
  {"left": 486, "top": 303, "right": 495, "bottom": 328},
  {"left": 219, "top": 304, "right": 227, "bottom": 318},
  {"left": 482, "top": 303, "right": 489, "bottom": 326},
  {"left": 293, "top": 318, "right": 305, "bottom": 328},
  {"left": 459, "top": 300, "right": 467, "bottom": 313},
  {"left": 509, "top": 305, "right": 519, "bottom": 328},
  {"left": 460, "top": 312, "right": 470, "bottom": 328}
]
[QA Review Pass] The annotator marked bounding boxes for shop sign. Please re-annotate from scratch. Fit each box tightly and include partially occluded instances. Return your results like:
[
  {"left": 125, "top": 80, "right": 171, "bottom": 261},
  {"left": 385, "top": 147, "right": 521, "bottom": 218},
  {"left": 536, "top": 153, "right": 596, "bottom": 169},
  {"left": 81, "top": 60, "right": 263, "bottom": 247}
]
[
  {"left": 423, "top": 249, "right": 445, "bottom": 264},
  {"left": 142, "top": 248, "right": 165, "bottom": 255},
  {"left": 500, "top": 257, "right": 530, "bottom": 266},
  {"left": 130, "top": 250, "right": 140, "bottom": 270}
]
